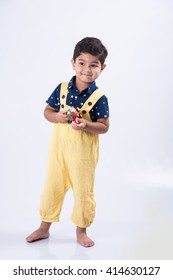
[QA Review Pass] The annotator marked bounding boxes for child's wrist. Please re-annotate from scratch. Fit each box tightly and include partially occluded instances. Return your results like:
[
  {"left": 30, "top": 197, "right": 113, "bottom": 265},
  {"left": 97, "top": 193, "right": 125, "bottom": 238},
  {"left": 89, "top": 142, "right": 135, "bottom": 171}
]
[{"left": 55, "top": 112, "right": 60, "bottom": 123}]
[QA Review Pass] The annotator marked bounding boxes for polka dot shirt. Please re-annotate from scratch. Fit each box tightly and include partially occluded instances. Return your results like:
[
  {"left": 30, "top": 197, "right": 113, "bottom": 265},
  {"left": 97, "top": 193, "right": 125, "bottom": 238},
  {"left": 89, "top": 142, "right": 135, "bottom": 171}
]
[{"left": 46, "top": 76, "right": 109, "bottom": 122}]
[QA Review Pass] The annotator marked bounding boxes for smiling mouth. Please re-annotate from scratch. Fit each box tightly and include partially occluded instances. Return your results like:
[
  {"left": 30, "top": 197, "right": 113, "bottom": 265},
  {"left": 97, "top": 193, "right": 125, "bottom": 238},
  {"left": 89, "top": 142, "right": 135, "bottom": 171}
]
[{"left": 81, "top": 74, "right": 92, "bottom": 77}]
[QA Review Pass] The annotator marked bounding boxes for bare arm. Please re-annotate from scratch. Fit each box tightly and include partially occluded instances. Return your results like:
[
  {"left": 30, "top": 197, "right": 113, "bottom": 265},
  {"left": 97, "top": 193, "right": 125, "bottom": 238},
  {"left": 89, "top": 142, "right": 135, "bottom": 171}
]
[
  {"left": 71, "top": 117, "right": 110, "bottom": 134},
  {"left": 44, "top": 105, "right": 109, "bottom": 134},
  {"left": 44, "top": 105, "right": 68, "bottom": 123}
]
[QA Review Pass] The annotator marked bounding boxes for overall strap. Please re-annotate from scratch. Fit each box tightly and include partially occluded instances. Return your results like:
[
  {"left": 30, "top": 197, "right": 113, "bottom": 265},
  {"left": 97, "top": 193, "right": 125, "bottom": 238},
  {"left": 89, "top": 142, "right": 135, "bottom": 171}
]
[
  {"left": 79, "top": 89, "right": 104, "bottom": 121},
  {"left": 59, "top": 82, "right": 69, "bottom": 110},
  {"left": 60, "top": 83, "right": 104, "bottom": 121}
]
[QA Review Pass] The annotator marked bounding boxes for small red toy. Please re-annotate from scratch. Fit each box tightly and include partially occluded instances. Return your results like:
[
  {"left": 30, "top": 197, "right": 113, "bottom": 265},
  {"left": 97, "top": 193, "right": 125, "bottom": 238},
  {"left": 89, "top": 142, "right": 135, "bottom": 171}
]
[{"left": 67, "top": 106, "right": 82, "bottom": 124}]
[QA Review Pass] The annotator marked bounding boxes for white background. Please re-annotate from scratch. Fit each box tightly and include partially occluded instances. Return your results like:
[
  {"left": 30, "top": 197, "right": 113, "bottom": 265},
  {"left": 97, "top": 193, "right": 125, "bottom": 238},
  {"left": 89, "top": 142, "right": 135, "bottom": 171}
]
[{"left": 0, "top": 0, "right": 173, "bottom": 260}]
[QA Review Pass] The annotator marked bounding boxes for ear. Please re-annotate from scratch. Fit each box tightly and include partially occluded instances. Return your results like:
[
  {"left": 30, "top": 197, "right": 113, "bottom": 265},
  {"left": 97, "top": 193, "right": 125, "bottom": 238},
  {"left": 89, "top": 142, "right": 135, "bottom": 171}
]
[
  {"left": 101, "top": 64, "right": 106, "bottom": 71},
  {"left": 71, "top": 59, "right": 75, "bottom": 70}
]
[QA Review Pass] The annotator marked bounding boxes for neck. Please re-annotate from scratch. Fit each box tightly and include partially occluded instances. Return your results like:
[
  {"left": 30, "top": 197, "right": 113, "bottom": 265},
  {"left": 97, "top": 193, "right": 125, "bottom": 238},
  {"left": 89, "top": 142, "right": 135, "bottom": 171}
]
[{"left": 75, "top": 79, "right": 91, "bottom": 92}]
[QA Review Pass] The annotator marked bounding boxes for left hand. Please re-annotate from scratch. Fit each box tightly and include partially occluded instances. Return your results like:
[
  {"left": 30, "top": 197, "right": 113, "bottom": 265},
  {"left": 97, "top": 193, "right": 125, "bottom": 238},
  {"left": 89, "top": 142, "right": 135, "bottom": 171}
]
[{"left": 70, "top": 118, "right": 87, "bottom": 131}]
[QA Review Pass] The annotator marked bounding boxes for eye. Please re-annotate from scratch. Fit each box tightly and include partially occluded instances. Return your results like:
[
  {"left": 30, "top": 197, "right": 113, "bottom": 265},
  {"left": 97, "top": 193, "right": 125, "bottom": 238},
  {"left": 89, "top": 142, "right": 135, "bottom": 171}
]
[
  {"left": 79, "top": 62, "right": 84, "bottom": 66},
  {"left": 91, "top": 64, "right": 98, "bottom": 68}
]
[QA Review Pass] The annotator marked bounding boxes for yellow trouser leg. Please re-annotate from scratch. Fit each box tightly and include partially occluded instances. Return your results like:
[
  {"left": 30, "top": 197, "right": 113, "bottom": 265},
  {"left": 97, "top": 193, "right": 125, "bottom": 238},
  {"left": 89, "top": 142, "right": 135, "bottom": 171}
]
[
  {"left": 40, "top": 126, "right": 70, "bottom": 222},
  {"left": 64, "top": 133, "right": 99, "bottom": 228}
]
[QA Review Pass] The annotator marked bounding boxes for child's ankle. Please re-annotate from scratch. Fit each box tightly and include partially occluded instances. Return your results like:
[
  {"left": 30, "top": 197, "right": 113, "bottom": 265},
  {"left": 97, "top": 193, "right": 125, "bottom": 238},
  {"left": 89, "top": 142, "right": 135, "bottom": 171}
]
[{"left": 40, "top": 221, "right": 51, "bottom": 231}]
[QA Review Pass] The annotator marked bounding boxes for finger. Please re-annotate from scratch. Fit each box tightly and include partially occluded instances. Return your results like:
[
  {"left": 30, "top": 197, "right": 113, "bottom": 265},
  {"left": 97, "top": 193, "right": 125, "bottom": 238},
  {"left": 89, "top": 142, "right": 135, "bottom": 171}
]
[
  {"left": 74, "top": 118, "right": 80, "bottom": 124},
  {"left": 60, "top": 110, "right": 67, "bottom": 114},
  {"left": 75, "top": 117, "right": 82, "bottom": 123}
]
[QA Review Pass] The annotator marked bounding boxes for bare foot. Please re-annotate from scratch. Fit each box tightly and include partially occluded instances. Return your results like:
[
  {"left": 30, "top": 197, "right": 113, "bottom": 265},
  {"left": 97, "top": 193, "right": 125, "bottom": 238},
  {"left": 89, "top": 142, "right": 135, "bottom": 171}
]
[
  {"left": 26, "top": 222, "right": 51, "bottom": 242},
  {"left": 26, "top": 229, "right": 49, "bottom": 242},
  {"left": 76, "top": 227, "right": 94, "bottom": 247}
]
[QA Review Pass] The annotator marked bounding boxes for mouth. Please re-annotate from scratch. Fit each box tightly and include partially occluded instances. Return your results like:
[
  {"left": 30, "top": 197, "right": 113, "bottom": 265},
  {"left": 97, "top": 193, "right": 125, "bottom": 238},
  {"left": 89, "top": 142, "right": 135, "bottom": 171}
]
[{"left": 81, "top": 73, "right": 92, "bottom": 77}]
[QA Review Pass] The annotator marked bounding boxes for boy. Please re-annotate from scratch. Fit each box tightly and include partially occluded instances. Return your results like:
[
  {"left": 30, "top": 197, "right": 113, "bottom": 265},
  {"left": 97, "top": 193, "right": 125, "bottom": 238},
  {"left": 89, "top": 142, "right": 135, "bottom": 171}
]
[{"left": 26, "top": 37, "right": 109, "bottom": 247}]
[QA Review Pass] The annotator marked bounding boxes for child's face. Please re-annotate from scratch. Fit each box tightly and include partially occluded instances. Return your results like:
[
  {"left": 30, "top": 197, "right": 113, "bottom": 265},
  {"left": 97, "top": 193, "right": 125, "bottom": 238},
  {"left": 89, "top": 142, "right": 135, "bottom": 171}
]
[{"left": 71, "top": 52, "right": 106, "bottom": 87}]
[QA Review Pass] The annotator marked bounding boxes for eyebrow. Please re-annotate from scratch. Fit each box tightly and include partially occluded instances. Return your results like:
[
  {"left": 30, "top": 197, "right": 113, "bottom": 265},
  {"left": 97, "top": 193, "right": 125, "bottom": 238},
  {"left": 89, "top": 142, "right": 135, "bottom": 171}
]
[{"left": 78, "top": 59, "right": 100, "bottom": 64}]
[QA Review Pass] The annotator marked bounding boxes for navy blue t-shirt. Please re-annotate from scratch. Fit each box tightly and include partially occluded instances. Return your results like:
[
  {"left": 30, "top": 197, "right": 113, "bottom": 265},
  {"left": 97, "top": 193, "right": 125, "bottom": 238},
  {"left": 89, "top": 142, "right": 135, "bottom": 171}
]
[{"left": 46, "top": 76, "right": 109, "bottom": 122}]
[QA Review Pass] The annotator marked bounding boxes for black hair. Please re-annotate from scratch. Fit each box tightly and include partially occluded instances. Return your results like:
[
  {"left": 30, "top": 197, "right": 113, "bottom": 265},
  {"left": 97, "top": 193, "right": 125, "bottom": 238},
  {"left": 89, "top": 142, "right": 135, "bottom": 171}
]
[{"left": 73, "top": 37, "right": 108, "bottom": 65}]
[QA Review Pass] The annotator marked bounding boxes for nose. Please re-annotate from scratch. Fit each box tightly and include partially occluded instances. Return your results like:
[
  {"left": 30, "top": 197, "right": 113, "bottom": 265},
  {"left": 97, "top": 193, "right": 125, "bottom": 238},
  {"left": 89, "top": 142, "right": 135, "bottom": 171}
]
[{"left": 85, "top": 65, "right": 92, "bottom": 73}]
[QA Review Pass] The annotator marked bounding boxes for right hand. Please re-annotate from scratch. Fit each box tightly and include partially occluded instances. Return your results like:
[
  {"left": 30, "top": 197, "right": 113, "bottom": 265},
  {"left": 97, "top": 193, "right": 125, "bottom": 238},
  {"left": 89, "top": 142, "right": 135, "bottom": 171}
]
[{"left": 56, "top": 110, "right": 69, "bottom": 123}]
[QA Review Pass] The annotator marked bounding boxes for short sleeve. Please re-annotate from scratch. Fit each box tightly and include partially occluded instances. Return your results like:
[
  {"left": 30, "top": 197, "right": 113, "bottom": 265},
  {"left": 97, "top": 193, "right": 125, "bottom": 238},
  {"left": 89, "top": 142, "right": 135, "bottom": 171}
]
[
  {"left": 46, "top": 84, "right": 61, "bottom": 111},
  {"left": 90, "top": 95, "right": 110, "bottom": 122}
]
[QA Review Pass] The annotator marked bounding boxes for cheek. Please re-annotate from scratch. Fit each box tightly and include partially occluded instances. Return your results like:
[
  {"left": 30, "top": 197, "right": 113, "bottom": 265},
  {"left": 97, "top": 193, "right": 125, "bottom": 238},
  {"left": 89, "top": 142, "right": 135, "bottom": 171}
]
[
  {"left": 74, "top": 64, "right": 79, "bottom": 70},
  {"left": 94, "top": 70, "right": 102, "bottom": 76}
]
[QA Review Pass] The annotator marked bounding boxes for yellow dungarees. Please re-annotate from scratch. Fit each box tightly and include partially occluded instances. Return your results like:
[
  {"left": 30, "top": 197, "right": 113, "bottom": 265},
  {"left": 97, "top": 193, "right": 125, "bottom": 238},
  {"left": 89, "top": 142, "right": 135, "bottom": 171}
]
[{"left": 40, "top": 82, "right": 104, "bottom": 228}]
